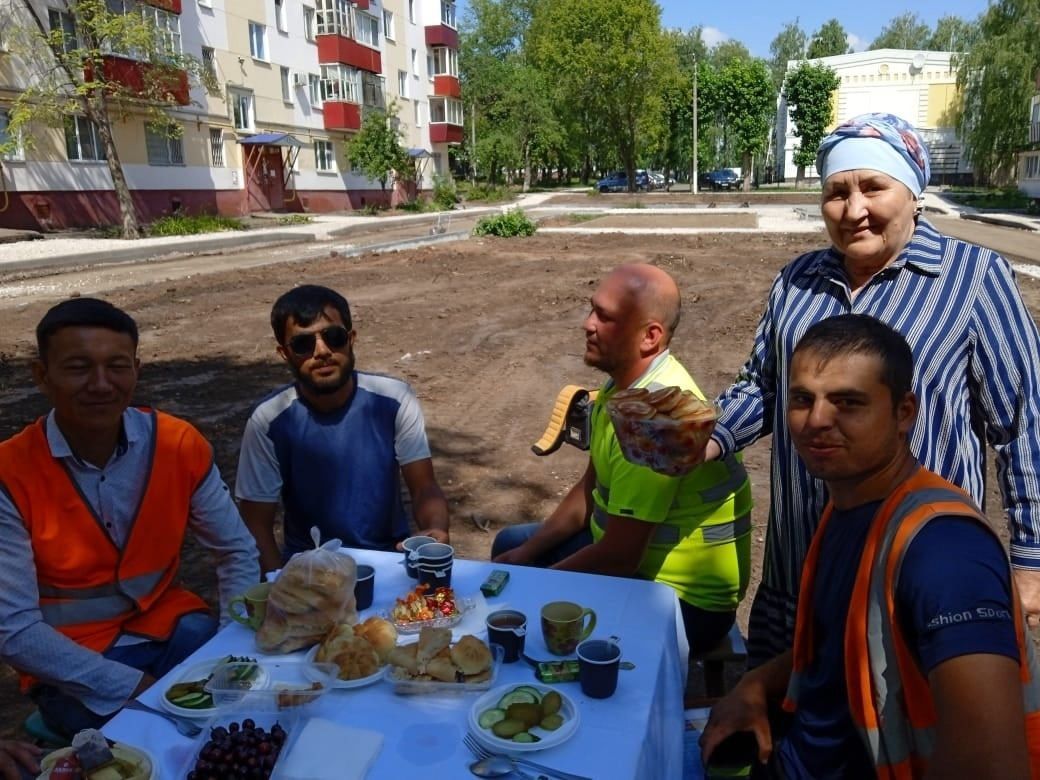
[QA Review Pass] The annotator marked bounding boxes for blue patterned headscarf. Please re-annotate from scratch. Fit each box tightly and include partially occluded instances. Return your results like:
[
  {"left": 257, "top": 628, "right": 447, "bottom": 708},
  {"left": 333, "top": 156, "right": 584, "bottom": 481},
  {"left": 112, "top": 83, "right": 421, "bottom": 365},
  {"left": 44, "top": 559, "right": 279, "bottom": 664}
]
[{"left": 816, "top": 113, "right": 931, "bottom": 197}]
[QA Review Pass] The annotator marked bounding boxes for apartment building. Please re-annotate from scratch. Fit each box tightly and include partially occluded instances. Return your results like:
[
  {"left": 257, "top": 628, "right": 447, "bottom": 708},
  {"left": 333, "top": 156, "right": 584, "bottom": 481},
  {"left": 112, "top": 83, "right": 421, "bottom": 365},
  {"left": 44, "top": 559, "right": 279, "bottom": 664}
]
[
  {"left": 0, "top": 0, "right": 462, "bottom": 230},
  {"left": 774, "top": 49, "right": 971, "bottom": 185},
  {"left": 1017, "top": 74, "right": 1040, "bottom": 199}
]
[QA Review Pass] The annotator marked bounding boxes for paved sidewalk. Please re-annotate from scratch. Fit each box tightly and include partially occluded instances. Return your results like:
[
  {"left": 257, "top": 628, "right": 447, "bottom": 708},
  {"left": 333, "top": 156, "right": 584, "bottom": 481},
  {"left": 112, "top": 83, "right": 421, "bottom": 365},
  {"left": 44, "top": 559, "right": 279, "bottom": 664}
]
[{"left": 923, "top": 188, "right": 1040, "bottom": 232}]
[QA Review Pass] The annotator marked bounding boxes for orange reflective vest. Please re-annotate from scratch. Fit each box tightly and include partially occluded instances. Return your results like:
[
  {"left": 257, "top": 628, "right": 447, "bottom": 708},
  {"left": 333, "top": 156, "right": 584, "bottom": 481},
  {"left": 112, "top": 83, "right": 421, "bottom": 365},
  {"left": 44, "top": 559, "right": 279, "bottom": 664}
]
[
  {"left": 784, "top": 467, "right": 1040, "bottom": 778},
  {"left": 0, "top": 410, "right": 211, "bottom": 690}
]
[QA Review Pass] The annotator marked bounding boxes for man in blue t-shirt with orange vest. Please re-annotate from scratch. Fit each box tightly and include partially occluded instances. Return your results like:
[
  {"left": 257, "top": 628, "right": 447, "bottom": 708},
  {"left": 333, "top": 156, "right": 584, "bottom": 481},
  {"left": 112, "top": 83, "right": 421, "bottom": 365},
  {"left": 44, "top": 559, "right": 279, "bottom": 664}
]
[
  {"left": 236, "top": 285, "right": 450, "bottom": 575},
  {"left": 700, "top": 314, "right": 1039, "bottom": 778}
]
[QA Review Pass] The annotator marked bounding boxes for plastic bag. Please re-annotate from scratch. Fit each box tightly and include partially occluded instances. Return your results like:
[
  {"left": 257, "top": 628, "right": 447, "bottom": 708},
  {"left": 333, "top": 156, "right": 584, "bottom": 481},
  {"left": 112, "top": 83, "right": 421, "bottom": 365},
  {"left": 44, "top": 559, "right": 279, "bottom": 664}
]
[{"left": 256, "top": 528, "right": 358, "bottom": 653}]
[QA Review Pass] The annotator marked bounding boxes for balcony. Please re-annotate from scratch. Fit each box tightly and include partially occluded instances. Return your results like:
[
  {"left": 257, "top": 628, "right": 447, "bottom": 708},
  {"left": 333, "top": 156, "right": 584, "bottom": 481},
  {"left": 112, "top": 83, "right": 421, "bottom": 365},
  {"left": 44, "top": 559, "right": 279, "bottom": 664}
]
[
  {"left": 1031, "top": 122, "right": 1040, "bottom": 145},
  {"left": 317, "top": 34, "right": 382, "bottom": 74},
  {"left": 432, "top": 75, "right": 461, "bottom": 99},
  {"left": 354, "top": 0, "right": 369, "bottom": 8},
  {"left": 88, "top": 55, "right": 190, "bottom": 105},
  {"left": 143, "top": 0, "right": 181, "bottom": 12},
  {"left": 429, "top": 124, "right": 464, "bottom": 144},
  {"left": 323, "top": 101, "right": 362, "bottom": 132},
  {"left": 424, "top": 25, "right": 459, "bottom": 49}
]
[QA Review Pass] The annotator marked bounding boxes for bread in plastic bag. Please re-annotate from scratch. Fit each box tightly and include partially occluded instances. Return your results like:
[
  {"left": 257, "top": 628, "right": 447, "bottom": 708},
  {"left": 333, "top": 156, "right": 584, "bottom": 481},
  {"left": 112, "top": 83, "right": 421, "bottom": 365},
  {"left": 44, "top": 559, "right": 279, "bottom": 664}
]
[{"left": 256, "top": 528, "right": 358, "bottom": 653}]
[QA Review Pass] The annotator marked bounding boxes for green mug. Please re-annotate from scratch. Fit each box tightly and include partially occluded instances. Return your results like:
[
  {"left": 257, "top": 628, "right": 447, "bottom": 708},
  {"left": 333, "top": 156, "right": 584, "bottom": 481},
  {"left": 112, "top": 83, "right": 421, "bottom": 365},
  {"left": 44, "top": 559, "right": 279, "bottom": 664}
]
[
  {"left": 541, "top": 601, "right": 597, "bottom": 656},
  {"left": 228, "top": 582, "right": 271, "bottom": 631}
]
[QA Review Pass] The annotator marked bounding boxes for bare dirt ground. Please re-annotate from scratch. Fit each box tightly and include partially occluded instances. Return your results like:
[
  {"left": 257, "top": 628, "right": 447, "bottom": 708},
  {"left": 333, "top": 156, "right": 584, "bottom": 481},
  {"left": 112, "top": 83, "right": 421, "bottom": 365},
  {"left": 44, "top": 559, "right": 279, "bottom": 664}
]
[{"left": 0, "top": 227, "right": 1033, "bottom": 737}]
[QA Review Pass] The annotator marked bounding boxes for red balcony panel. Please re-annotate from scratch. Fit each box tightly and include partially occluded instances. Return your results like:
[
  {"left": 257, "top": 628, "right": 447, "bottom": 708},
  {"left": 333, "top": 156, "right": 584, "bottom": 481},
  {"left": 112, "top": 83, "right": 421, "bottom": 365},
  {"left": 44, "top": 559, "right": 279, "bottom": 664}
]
[
  {"left": 354, "top": 0, "right": 370, "bottom": 8},
  {"left": 324, "top": 101, "right": 362, "bottom": 132},
  {"left": 91, "top": 55, "right": 190, "bottom": 105},
  {"left": 425, "top": 25, "right": 459, "bottom": 49},
  {"left": 317, "top": 34, "right": 382, "bottom": 74},
  {"left": 143, "top": 0, "right": 181, "bottom": 13},
  {"left": 430, "top": 123, "right": 464, "bottom": 144},
  {"left": 433, "top": 75, "right": 461, "bottom": 98}
]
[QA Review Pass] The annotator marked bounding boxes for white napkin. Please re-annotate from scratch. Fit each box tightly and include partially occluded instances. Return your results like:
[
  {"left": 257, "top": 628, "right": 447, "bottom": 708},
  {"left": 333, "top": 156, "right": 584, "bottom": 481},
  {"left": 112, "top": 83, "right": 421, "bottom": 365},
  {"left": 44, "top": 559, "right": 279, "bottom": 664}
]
[
  {"left": 277, "top": 718, "right": 383, "bottom": 780},
  {"left": 452, "top": 592, "right": 489, "bottom": 642}
]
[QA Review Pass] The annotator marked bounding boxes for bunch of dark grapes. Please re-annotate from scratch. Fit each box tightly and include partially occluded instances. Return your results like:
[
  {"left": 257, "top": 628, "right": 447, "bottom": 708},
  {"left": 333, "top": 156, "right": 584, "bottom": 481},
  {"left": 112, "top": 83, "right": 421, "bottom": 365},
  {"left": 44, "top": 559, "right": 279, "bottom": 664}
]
[{"left": 186, "top": 718, "right": 287, "bottom": 780}]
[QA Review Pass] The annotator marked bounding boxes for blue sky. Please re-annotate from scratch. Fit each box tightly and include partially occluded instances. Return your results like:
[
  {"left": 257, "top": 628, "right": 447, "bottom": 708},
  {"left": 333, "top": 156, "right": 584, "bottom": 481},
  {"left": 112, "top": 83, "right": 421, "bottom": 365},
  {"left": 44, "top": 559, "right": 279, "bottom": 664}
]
[{"left": 456, "top": 1, "right": 992, "bottom": 58}]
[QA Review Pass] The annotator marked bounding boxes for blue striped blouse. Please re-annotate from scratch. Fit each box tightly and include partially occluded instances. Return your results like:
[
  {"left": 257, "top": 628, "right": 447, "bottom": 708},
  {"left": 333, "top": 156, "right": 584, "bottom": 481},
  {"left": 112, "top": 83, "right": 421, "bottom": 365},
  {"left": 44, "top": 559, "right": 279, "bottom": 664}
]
[{"left": 714, "top": 217, "right": 1040, "bottom": 601}]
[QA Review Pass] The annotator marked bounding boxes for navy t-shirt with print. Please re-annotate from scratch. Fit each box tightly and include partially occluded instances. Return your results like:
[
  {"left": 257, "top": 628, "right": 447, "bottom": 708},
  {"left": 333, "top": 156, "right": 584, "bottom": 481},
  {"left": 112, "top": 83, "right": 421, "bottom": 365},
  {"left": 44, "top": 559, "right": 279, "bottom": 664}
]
[{"left": 776, "top": 502, "right": 1019, "bottom": 779}]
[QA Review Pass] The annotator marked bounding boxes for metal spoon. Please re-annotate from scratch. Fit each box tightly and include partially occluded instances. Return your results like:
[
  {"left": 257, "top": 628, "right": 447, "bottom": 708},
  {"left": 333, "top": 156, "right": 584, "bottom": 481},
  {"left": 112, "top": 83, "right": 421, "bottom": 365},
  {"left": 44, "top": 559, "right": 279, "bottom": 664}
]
[{"left": 469, "top": 755, "right": 549, "bottom": 779}]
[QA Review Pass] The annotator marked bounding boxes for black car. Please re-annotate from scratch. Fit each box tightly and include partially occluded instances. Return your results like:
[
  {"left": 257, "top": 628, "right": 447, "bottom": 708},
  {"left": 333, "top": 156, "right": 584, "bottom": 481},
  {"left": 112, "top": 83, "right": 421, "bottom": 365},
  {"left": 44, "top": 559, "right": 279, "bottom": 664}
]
[{"left": 700, "top": 169, "right": 740, "bottom": 191}]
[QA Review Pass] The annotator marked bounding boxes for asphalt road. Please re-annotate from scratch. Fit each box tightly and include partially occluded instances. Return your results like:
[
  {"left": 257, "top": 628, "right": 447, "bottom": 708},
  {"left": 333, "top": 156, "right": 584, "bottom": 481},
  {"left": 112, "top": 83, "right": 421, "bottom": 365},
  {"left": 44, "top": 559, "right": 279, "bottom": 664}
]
[{"left": 931, "top": 215, "right": 1040, "bottom": 265}]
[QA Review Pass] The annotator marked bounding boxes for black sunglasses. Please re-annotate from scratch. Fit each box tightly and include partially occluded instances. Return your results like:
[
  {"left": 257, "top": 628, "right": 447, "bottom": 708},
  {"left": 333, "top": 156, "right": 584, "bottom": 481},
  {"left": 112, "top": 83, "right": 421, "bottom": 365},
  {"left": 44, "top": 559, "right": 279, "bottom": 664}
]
[{"left": 287, "top": 325, "right": 350, "bottom": 357}]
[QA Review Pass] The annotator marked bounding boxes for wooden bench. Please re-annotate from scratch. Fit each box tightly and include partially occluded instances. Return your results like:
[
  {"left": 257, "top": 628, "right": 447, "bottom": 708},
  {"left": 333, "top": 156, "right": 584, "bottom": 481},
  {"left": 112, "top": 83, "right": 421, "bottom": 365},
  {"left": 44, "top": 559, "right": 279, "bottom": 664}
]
[{"left": 690, "top": 623, "right": 747, "bottom": 700}]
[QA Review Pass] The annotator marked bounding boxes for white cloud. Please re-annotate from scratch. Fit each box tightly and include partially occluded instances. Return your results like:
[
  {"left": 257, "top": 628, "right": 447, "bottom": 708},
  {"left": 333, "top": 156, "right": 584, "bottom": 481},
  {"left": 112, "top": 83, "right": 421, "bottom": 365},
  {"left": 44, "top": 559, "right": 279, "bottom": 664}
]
[
  {"left": 846, "top": 33, "right": 867, "bottom": 52},
  {"left": 702, "top": 26, "right": 730, "bottom": 48}
]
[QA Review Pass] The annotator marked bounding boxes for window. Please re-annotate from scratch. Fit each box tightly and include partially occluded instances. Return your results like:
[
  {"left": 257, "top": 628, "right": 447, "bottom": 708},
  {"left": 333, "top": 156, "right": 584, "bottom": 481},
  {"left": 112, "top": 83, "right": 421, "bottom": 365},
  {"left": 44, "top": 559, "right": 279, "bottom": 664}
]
[
  {"left": 230, "top": 89, "right": 255, "bottom": 131},
  {"left": 320, "top": 64, "right": 360, "bottom": 103},
  {"left": 355, "top": 12, "right": 379, "bottom": 47},
  {"left": 398, "top": 70, "right": 409, "bottom": 98},
  {"left": 65, "top": 116, "right": 106, "bottom": 161},
  {"left": 431, "top": 47, "right": 458, "bottom": 77},
  {"left": 275, "top": 0, "right": 288, "bottom": 32},
  {"left": 48, "top": 9, "right": 77, "bottom": 54},
  {"left": 362, "top": 73, "right": 384, "bottom": 107},
  {"left": 315, "top": 140, "right": 335, "bottom": 172},
  {"left": 201, "top": 47, "right": 218, "bottom": 92},
  {"left": 408, "top": 0, "right": 415, "bottom": 24},
  {"left": 414, "top": 99, "right": 422, "bottom": 127},
  {"left": 248, "top": 21, "right": 267, "bottom": 60},
  {"left": 139, "top": 5, "right": 182, "bottom": 56},
  {"left": 0, "top": 109, "right": 24, "bottom": 162},
  {"left": 440, "top": 1, "right": 456, "bottom": 28},
  {"left": 316, "top": 0, "right": 349, "bottom": 36},
  {"left": 303, "top": 6, "right": 316, "bottom": 41},
  {"left": 383, "top": 9, "right": 394, "bottom": 40},
  {"left": 309, "top": 73, "right": 322, "bottom": 107},
  {"left": 145, "top": 125, "right": 184, "bottom": 166},
  {"left": 280, "top": 67, "right": 292, "bottom": 102},
  {"left": 209, "top": 128, "right": 224, "bottom": 167},
  {"left": 429, "top": 97, "right": 463, "bottom": 125},
  {"left": 199, "top": 0, "right": 213, "bottom": 7},
  {"left": 411, "top": 49, "right": 418, "bottom": 77}
]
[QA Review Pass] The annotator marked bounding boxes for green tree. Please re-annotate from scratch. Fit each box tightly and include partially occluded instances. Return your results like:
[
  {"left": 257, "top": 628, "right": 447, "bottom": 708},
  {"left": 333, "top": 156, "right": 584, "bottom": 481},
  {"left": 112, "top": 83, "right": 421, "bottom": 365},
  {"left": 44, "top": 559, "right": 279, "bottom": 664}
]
[
  {"left": 870, "top": 12, "right": 932, "bottom": 50},
  {"left": 769, "top": 20, "right": 807, "bottom": 93},
  {"left": 710, "top": 39, "right": 752, "bottom": 69},
  {"left": 714, "top": 58, "right": 774, "bottom": 191},
  {"left": 527, "top": 0, "right": 679, "bottom": 192},
  {"left": 345, "top": 102, "right": 409, "bottom": 198},
  {"left": 3, "top": 0, "right": 215, "bottom": 238},
  {"left": 928, "top": 15, "right": 978, "bottom": 52},
  {"left": 807, "top": 18, "right": 851, "bottom": 59},
  {"left": 784, "top": 62, "right": 841, "bottom": 185},
  {"left": 954, "top": 0, "right": 1040, "bottom": 184}
]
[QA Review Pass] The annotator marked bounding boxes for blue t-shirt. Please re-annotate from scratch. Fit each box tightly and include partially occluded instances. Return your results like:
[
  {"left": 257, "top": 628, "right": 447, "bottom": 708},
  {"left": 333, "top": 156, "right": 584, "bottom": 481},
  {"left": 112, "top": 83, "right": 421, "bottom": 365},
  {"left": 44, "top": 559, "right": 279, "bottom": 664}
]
[
  {"left": 776, "top": 502, "right": 1018, "bottom": 779},
  {"left": 235, "top": 372, "right": 432, "bottom": 555}
]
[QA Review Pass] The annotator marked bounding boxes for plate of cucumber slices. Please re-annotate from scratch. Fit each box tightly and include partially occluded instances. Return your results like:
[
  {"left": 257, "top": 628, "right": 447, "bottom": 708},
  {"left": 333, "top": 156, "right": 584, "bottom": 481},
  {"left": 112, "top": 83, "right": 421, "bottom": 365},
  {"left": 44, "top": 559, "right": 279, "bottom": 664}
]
[
  {"left": 468, "top": 682, "right": 580, "bottom": 753},
  {"left": 160, "top": 655, "right": 268, "bottom": 719}
]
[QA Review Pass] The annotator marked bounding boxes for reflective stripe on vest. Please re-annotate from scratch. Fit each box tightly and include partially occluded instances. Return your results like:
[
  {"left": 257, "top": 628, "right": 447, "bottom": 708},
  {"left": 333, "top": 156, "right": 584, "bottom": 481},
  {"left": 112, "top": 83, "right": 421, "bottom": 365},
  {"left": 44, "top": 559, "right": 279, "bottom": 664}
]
[
  {"left": 591, "top": 507, "right": 750, "bottom": 545},
  {"left": 38, "top": 566, "right": 172, "bottom": 626},
  {"left": 596, "top": 455, "right": 747, "bottom": 509}
]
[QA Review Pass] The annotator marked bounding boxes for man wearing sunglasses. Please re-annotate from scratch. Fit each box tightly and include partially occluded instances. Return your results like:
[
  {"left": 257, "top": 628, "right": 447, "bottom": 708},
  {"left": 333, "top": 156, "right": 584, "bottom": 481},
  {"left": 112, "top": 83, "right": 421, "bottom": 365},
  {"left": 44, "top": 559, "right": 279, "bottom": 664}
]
[{"left": 235, "top": 285, "right": 450, "bottom": 575}]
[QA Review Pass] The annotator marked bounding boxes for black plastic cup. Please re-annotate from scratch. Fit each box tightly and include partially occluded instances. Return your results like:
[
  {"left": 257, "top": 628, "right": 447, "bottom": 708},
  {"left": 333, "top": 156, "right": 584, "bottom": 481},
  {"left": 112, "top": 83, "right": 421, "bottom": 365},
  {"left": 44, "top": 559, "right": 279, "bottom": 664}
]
[
  {"left": 402, "top": 535, "right": 436, "bottom": 579},
  {"left": 486, "top": 609, "right": 527, "bottom": 663},
  {"left": 417, "top": 562, "right": 452, "bottom": 588},
  {"left": 577, "top": 638, "right": 622, "bottom": 699},
  {"left": 354, "top": 564, "right": 375, "bottom": 611}
]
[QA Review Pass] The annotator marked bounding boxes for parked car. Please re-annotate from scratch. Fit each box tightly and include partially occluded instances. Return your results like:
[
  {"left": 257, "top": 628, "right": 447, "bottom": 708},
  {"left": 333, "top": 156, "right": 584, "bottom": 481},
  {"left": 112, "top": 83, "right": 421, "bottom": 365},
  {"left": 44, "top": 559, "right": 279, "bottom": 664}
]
[
  {"left": 596, "top": 170, "right": 652, "bottom": 193},
  {"left": 700, "top": 169, "right": 741, "bottom": 191},
  {"left": 649, "top": 171, "right": 674, "bottom": 191}
]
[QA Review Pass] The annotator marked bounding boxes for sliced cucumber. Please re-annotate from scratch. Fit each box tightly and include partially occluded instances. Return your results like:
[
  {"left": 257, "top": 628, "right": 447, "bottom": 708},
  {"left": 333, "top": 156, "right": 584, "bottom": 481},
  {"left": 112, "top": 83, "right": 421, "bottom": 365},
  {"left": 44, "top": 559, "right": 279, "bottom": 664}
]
[
  {"left": 512, "top": 732, "right": 540, "bottom": 743},
  {"left": 497, "top": 689, "right": 538, "bottom": 709},
  {"left": 513, "top": 685, "right": 543, "bottom": 701},
  {"left": 172, "top": 692, "right": 211, "bottom": 709},
  {"left": 478, "top": 708, "right": 507, "bottom": 729}
]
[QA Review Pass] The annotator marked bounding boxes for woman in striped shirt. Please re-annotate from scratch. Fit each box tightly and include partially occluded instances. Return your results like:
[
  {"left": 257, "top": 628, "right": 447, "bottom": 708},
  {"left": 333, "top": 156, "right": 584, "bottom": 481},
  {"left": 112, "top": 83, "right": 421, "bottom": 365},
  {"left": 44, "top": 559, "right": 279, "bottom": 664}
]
[{"left": 703, "top": 113, "right": 1040, "bottom": 665}]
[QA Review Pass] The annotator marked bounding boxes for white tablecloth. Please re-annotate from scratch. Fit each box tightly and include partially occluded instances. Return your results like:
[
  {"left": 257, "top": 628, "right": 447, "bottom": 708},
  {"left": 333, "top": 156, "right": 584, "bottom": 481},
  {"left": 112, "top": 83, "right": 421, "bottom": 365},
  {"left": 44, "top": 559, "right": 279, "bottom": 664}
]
[{"left": 103, "top": 549, "right": 686, "bottom": 779}]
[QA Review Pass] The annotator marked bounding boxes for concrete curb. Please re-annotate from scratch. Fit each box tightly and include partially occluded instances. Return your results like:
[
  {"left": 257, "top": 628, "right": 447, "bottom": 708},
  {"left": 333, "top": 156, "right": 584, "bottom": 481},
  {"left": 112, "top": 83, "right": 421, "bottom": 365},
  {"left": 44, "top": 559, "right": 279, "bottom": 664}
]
[
  {"left": 327, "top": 230, "right": 471, "bottom": 257},
  {"left": 960, "top": 213, "right": 1038, "bottom": 232},
  {"left": 0, "top": 231, "right": 314, "bottom": 276}
]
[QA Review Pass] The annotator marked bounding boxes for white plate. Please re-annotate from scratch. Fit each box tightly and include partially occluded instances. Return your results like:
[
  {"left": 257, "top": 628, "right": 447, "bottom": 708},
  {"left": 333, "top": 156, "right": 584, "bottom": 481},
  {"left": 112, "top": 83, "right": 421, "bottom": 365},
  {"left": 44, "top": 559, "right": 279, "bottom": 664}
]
[
  {"left": 41, "top": 744, "right": 159, "bottom": 779},
  {"left": 302, "top": 644, "right": 385, "bottom": 689},
  {"left": 468, "top": 682, "right": 580, "bottom": 754},
  {"left": 159, "top": 657, "right": 268, "bottom": 719}
]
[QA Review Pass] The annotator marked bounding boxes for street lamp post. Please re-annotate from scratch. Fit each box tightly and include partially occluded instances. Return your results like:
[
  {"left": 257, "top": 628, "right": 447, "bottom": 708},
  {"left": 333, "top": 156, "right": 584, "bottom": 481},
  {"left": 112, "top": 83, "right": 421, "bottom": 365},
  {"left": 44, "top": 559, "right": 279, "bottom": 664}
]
[{"left": 690, "top": 54, "right": 698, "bottom": 194}]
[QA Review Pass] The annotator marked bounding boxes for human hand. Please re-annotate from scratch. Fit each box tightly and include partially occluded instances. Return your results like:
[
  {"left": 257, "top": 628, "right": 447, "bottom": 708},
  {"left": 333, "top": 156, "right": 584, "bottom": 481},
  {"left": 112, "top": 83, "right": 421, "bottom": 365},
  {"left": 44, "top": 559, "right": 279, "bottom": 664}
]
[
  {"left": 698, "top": 676, "right": 773, "bottom": 766},
  {"left": 0, "top": 740, "right": 42, "bottom": 780},
  {"left": 492, "top": 546, "right": 531, "bottom": 566},
  {"left": 1014, "top": 568, "right": 1040, "bottom": 629},
  {"left": 424, "top": 528, "right": 450, "bottom": 545}
]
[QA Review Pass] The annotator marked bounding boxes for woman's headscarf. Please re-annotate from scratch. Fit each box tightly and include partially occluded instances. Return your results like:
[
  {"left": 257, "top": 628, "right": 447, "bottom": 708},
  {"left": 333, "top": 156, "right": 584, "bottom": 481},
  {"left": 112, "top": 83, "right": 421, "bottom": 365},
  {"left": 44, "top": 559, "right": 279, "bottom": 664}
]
[{"left": 816, "top": 113, "right": 931, "bottom": 197}]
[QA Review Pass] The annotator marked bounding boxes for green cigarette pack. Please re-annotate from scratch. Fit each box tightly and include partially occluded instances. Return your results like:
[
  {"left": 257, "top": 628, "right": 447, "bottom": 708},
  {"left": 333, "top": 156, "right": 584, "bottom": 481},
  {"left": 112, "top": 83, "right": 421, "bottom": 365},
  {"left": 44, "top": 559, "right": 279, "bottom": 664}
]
[{"left": 480, "top": 569, "right": 510, "bottom": 597}]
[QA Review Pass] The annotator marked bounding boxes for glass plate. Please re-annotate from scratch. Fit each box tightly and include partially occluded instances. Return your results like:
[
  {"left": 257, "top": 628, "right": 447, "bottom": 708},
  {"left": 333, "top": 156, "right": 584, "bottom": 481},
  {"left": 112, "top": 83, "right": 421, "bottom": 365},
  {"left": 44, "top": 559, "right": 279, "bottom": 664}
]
[
  {"left": 383, "top": 596, "right": 477, "bottom": 634},
  {"left": 159, "top": 657, "right": 269, "bottom": 720}
]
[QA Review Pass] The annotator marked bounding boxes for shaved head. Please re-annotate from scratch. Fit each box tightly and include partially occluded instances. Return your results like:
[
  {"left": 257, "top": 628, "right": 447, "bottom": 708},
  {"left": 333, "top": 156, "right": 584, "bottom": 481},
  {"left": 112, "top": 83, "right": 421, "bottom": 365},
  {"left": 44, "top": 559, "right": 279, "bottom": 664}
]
[{"left": 607, "top": 263, "right": 682, "bottom": 345}]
